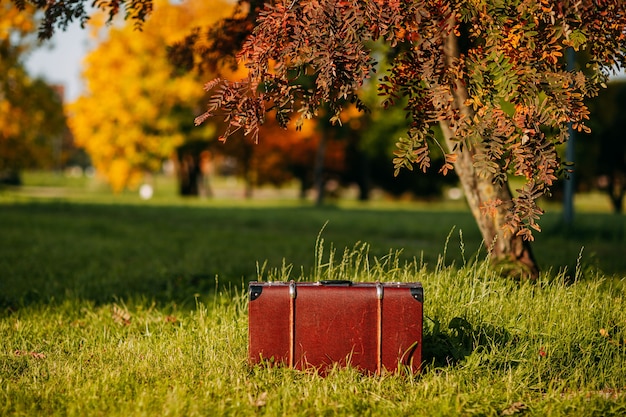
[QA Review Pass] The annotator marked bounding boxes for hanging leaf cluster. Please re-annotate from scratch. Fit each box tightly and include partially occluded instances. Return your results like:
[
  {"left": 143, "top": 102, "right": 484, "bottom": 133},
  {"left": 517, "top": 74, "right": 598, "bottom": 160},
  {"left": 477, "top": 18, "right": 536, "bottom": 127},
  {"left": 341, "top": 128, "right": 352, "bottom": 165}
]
[
  {"left": 13, "top": 0, "right": 153, "bottom": 39},
  {"left": 195, "top": 1, "right": 420, "bottom": 137}
]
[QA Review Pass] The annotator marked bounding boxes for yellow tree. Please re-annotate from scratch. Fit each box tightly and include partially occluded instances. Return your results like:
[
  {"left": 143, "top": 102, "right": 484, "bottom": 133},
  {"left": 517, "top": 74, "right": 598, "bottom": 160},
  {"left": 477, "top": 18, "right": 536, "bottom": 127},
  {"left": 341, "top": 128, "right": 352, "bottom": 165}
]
[
  {"left": 0, "top": 3, "right": 35, "bottom": 146},
  {"left": 68, "top": 0, "right": 233, "bottom": 192},
  {"left": 1, "top": 3, "right": 67, "bottom": 184}
]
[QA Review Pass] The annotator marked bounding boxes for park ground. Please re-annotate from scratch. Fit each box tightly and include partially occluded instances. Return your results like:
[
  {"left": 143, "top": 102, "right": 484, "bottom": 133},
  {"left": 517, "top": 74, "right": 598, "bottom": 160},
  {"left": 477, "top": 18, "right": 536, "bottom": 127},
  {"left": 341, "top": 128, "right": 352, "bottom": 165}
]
[{"left": 1, "top": 171, "right": 625, "bottom": 416}]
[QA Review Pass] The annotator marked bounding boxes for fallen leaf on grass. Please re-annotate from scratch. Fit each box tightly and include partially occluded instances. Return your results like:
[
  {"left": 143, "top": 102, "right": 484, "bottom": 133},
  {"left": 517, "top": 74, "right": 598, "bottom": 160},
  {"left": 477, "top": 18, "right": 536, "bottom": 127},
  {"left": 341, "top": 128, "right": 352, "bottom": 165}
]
[
  {"left": 585, "top": 389, "right": 623, "bottom": 400},
  {"left": 599, "top": 328, "right": 625, "bottom": 346},
  {"left": 112, "top": 304, "right": 131, "bottom": 326},
  {"left": 14, "top": 350, "right": 46, "bottom": 359},
  {"left": 501, "top": 401, "right": 527, "bottom": 415},
  {"left": 248, "top": 392, "right": 268, "bottom": 407}
]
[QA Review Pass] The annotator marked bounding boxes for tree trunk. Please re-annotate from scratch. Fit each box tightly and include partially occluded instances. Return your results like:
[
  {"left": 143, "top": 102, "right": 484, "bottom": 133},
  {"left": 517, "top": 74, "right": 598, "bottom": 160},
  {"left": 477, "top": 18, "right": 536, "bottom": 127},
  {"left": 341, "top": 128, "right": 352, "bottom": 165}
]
[
  {"left": 346, "top": 135, "right": 370, "bottom": 201},
  {"left": 0, "top": 170, "right": 22, "bottom": 186},
  {"left": 177, "top": 153, "right": 202, "bottom": 196},
  {"left": 440, "top": 122, "right": 539, "bottom": 278},
  {"left": 175, "top": 142, "right": 210, "bottom": 197},
  {"left": 443, "top": 28, "right": 539, "bottom": 279},
  {"left": 355, "top": 153, "right": 370, "bottom": 202},
  {"left": 313, "top": 134, "right": 328, "bottom": 206},
  {"left": 608, "top": 172, "right": 625, "bottom": 214}
]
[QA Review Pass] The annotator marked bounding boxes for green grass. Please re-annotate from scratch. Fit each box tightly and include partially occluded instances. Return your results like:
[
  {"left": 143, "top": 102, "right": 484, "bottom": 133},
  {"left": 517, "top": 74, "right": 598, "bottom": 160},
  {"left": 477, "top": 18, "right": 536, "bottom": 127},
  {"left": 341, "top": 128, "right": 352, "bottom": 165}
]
[{"left": 1, "top": 183, "right": 625, "bottom": 415}]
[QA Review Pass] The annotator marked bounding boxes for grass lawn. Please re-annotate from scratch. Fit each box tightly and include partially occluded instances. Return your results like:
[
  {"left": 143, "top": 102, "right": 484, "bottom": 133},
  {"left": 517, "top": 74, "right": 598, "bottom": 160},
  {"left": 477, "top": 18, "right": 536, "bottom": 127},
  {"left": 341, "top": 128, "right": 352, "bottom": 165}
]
[{"left": 1, "top": 179, "right": 625, "bottom": 416}]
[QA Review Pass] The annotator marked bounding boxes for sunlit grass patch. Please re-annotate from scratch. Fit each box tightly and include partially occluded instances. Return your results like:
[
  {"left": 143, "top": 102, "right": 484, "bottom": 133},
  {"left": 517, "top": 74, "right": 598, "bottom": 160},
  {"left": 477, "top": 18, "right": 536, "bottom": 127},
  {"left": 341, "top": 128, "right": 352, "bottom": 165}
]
[{"left": 0, "top": 195, "right": 625, "bottom": 415}]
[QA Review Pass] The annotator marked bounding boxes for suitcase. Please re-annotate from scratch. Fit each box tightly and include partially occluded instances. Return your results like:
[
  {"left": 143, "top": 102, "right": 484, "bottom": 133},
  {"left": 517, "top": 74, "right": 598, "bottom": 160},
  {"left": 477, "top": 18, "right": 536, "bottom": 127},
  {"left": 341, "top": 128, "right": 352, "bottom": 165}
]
[{"left": 248, "top": 280, "right": 423, "bottom": 374}]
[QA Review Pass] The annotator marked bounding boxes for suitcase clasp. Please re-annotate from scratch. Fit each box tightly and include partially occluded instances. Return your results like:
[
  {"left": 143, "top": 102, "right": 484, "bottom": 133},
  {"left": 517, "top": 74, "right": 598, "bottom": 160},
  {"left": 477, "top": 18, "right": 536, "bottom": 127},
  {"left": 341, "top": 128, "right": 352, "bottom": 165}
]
[{"left": 376, "top": 283, "right": 384, "bottom": 300}]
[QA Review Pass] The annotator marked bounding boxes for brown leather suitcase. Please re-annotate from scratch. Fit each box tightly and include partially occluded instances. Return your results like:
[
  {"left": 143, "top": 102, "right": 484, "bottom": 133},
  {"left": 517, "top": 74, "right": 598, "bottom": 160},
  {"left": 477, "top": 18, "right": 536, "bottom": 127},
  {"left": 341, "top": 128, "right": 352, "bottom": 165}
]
[{"left": 248, "top": 280, "right": 423, "bottom": 374}]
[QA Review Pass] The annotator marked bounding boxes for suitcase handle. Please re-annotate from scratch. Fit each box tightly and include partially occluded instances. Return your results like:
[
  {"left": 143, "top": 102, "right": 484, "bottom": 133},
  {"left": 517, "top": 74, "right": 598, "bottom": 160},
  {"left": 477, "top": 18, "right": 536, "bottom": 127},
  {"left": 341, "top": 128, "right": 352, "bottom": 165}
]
[{"left": 319, "top": 280, "right": 353, "bottom": 286}]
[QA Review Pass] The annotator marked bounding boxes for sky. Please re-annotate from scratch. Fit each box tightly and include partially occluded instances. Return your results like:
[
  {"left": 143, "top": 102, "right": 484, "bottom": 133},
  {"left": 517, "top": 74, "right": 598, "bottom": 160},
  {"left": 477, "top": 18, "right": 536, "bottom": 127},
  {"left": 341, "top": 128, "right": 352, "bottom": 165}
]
[{"left": 24, "top": 21, "right": 92, "bottom": 103}]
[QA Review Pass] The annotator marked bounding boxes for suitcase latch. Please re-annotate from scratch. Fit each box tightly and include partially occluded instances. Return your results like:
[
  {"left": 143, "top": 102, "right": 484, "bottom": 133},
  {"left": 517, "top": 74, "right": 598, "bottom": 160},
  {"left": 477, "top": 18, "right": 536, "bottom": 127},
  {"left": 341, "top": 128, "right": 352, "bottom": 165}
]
[
  {"left": 249, "top": 285, "right": 263, "bottom": 301},
  {"left": 376, "top": 283, "right": 384, "bottom": 300}
]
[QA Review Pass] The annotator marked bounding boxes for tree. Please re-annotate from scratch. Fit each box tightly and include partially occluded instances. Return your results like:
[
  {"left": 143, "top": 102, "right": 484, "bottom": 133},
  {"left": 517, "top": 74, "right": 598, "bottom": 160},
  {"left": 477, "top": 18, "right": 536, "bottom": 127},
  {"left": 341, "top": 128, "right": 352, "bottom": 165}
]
[
  {"left": 194, "top": 1, "right": 626, "bottom": 278},
  {"left": 1, "top": 3, "right": 68, "bottom": 184},
  {"left": 16, "top": 0, "right": 626, "bottom": 277},
  {"left": 212, "top": 115, "right": 326, "bottom": 199},
  {"left": 577, "top": 81, "right": 626, "bottom": 213},
  {"left": 68, "top": 0, "right": 234, "bottom": 193}
]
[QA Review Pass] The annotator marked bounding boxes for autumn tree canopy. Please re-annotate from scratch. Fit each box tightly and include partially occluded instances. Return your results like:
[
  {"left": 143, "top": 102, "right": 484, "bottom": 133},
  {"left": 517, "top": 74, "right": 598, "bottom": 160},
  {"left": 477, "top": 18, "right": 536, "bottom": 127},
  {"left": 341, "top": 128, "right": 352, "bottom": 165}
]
[{"left": 198, "top": 0, "right": 624, "bottom": 230}]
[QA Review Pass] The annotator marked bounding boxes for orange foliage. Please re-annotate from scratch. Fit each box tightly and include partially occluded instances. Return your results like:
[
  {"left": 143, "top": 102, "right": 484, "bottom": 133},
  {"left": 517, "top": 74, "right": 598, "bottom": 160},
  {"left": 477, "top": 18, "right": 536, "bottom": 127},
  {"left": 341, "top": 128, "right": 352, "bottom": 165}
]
[
  {"left": 1, "top": 4, "right": 67, "bottom": 174},
  {"left": 0, "top": 3, "right": 36, "bottom": 143},
  {"left": 0, "top": 3, "right": 36, "bottom": 41},
  {"left": 217, "top": 113, "right": 347, "bottom": 190}
]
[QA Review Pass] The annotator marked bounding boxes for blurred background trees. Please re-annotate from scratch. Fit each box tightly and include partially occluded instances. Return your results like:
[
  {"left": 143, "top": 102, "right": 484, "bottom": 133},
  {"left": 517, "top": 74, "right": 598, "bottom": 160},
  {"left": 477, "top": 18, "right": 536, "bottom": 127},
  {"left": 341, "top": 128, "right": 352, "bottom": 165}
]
[
  {"left": 65, "top": 0, "right": 455, "bottom": 201},
  {"left": 4, "top": 0, "right": 624, "bottom": 214},
  {"left": 68, "top": 0, "right": 234, "bottom": 194},
  {"left": 577, "top": 81, "right": 626, "bottom": 214},
  {"left": 1, "top": 3, "right": 69, "bottom": 185}
]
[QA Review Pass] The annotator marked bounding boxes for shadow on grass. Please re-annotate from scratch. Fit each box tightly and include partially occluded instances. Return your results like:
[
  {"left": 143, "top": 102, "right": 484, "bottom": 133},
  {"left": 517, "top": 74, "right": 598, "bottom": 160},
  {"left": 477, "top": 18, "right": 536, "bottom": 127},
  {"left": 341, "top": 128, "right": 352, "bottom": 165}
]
[
  {"left": 1, "top": 201, "right": 625, "bottom": 314},
  {"left": 0, "top": 201, "right": 478, "bottom": 313},
  {"left": 544, "top": 215, "right": 625, "bottom": 241},
  {"left": 536, "top": 212, "right": 626, "bottom": 278},
  {"left": 0, "top": 272, "right": 239, "bottom": 315},
  {"left": 422, "top": 316, "right": 512, "bottom": 368}
]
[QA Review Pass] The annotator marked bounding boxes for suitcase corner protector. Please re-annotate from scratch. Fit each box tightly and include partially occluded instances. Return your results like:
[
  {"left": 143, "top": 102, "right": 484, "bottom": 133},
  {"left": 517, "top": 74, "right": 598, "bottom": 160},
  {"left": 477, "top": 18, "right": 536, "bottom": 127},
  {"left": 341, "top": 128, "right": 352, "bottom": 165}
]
[
  {"left": 249, "top": 284, "right": 263, "bottom": 301},
  {"left": 410, "top": 286, "right": 423, "bottom": 303}
]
